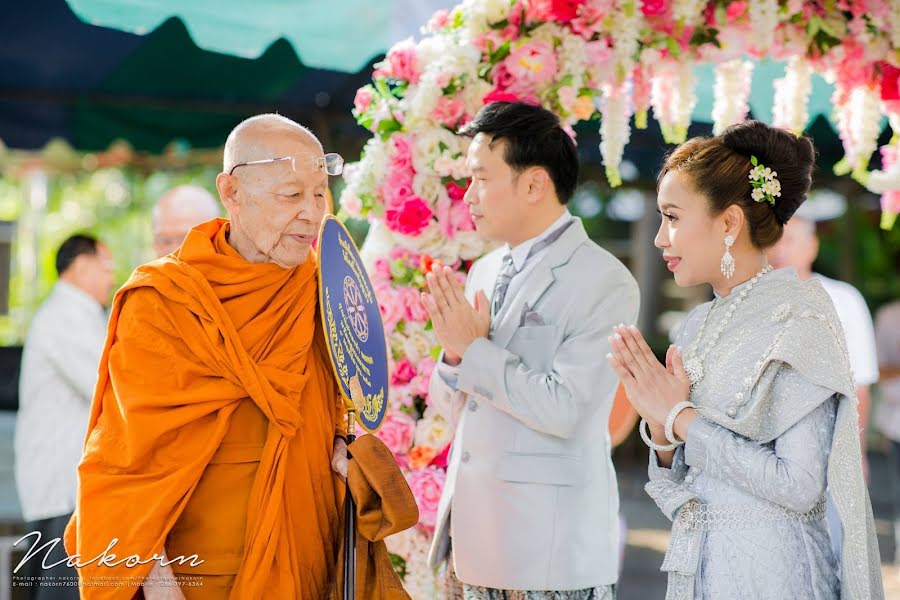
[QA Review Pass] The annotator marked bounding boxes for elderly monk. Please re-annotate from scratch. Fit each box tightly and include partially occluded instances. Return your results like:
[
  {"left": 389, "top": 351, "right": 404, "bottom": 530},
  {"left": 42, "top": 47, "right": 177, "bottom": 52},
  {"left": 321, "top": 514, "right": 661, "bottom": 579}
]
[
  {"left": 152, "top": 185, "right": 221, "bottom": 257},
  {"left": 65, "top": 114, "right": 350, "bottom": 599}
]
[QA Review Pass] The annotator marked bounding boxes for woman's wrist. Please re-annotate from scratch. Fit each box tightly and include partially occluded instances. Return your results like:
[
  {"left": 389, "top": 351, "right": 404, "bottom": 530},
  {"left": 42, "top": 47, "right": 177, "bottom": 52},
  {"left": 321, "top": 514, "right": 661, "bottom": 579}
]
[{"left": 672, "top": 407, "right": 698, "bottom": 441}]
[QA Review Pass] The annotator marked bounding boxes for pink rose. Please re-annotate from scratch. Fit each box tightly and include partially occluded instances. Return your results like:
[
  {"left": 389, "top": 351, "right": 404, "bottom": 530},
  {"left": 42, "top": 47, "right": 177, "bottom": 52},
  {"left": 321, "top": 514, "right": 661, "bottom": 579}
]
[
  {"left": 389, "top": 134, "right": 415, "bottom": 173},
  {"left": 411, "top": 357, "right": 436, "bottom": 397},
  {"left": 385, "top": 196, "right": 434, "bottom": 237},
  {"left": 376, "top": 411, "right": 416, "bottom": 457},
  {"left": 340, "top": 191, "right": 362, "bottom": 219},
  {"left": 446, "top": 181, "right": 468, "bottom": 201},
  {"left": 571, "top": 3, "right": 604, "bottom": 38},
  {"left": 353, "top": 87, "right": 374, "bottom": 114},
  {"left": 398, "top": 286, "right": 430, "bottom": 322},
  {"left": 391, "top": 358, "right": 417, "bottom": 386},
  {"left": 406, "top": 466, "right": 446, "bottom": 528},
  {"left": 380, "top": 176, "right": 416, "bottom": 211},
  {"left": 372, "top": 258, "right": 392, "bottom": 282},
  {"left": 381, "top": 40, "right": 420, "bottom": 83},
  {"left": 431, "top": 96, "right": 466, "bottom": 128},
  {"left": 726, "top": 1, "right": 747, "bottom": 21},
  {"left": 437, "top": 194, "right": 477, "bottom": 238},
  {"left": 375, "top": 283, "right": 404, "bottom": 332},
  {"left": 491, "top": 62, "right": 517, "bottom": 91},
  {"left": 426, "top": 8, "right": 450, "bottom": 31}
]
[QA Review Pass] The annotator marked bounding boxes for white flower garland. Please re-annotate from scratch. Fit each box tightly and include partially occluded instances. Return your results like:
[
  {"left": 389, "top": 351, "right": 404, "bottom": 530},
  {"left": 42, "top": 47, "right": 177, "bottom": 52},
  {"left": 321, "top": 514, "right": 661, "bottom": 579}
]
[
  {"left": 772, "top": 56, "right": 813, "bottom": 135},
  {"left": 748, "top": 0, "right": 779, "bottom": 53},
  {"left": 600, "top": 82, "right": 634, "bottom": 187},
  {"left": 712, "top": 59, "right": 754, "bottom": 135}
]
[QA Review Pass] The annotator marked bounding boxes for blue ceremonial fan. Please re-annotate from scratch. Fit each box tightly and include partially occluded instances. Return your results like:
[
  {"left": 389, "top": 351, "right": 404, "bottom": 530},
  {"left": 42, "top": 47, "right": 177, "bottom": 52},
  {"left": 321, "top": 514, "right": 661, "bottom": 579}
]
[{"left": 317, "top": 215, "right": 389, "bottom": 434}]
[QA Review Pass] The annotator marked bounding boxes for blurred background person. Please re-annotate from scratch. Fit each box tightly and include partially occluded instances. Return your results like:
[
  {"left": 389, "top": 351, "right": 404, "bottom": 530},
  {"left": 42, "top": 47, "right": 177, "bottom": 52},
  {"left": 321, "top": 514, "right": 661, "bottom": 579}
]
[
  {"left": 768, "top": 213, "right": 880, "bottom": 472},
  {"left": 14, "top": 234, "right": 115, "bottom": 598},
  {"left": 152, "top": 184, "right": 220, "bottom": 257}
]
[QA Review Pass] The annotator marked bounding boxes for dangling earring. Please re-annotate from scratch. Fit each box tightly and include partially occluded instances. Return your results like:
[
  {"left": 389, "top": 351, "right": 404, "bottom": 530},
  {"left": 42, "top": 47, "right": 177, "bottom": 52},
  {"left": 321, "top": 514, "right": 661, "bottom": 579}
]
[{"left": 721, "top": 234, "right": 735, "bottom": 278}]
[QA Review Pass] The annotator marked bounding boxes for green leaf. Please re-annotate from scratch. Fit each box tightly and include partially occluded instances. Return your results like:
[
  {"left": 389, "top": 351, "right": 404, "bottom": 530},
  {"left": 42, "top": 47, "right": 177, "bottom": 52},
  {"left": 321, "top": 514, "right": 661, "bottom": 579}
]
[
  {"left": 751, "top": 155, "right": 759, "bottom": 167},
  {"left": 430, "top": 345, "right": 443, "bottom": 361}
]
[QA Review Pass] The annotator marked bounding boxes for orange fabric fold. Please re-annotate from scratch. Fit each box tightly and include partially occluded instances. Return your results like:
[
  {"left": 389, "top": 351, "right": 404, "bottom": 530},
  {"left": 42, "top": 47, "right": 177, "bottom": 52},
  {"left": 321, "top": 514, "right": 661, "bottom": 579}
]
[{"left": 65, "top": 218, "right": 346, "bottom": 599}]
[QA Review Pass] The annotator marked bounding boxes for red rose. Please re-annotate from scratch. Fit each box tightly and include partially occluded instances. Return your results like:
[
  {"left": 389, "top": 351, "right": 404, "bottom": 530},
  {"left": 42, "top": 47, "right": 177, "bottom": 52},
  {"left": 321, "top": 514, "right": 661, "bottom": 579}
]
[
  {"left": 385, "top": 196, "right": 433, "bottom": 237},
  {"left": 642, "top": 0, "right": 668, "bottom": 17},
  {"left": 446, "top": 180, "right": 468, "bottom": 201},
  {"left": 880, "top": 62, "right": 900, "bottom": 102}
]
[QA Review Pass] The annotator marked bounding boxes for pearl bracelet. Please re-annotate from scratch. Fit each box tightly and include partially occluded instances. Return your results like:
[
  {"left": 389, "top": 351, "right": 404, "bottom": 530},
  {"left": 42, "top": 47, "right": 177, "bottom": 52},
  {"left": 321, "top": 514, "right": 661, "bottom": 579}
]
[
  {"left": 664, "top": 401, "right": 696, "bottom": 445},
  {"left": 639, "top": 418, "right": 681, "bottom": 452}
]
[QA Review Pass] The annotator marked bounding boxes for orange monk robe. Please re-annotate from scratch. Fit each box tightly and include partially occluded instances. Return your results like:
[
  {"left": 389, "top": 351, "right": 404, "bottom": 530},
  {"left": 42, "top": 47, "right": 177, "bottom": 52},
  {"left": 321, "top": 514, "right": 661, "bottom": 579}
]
[{"left": 65, "top": 218, "right": 347, "bottom": 599}]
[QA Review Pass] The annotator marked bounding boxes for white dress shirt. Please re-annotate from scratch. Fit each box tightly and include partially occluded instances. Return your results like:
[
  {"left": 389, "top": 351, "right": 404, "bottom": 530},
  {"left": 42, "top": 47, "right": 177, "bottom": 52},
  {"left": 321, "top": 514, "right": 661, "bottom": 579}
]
[
  {"left": 814, "top": 274, "right": 879, "bottom": 386},
  {"left": 15, "top": 281, "right": 108, "bottom": 521},
  {"left": 437, "top": 210, "right": 574, "bottom": 387}
]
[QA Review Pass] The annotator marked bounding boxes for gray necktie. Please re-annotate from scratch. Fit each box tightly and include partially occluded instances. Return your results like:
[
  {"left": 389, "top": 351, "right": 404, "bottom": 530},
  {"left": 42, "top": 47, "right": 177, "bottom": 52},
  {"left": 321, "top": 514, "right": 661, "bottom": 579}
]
[{"left": 490, "top": 219, "right": 574, "bottom": 318}]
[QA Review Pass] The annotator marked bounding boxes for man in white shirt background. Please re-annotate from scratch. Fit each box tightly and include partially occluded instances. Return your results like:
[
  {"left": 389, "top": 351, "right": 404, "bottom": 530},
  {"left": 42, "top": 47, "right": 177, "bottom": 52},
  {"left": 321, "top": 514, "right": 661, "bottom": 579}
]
[
  {"left": 767, "top": 209, "right": 880, "bottom": 562},
  {"left": 14, "top": 234, "right": 114, "bottom": 597},
  {"left": 768, "top": 213, "right": 880, "bottom": 466}
]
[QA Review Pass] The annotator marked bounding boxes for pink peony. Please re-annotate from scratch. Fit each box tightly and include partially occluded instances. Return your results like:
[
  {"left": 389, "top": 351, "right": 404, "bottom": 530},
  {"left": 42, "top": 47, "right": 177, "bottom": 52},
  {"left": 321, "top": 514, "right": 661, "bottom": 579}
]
[
  {"left": 406, "top": 466, "right": 446, "bottom": 528},
  {"left": 376, "top": 411, "right": 416, "bottom": 457},
  {"left": 431, "top": 96, "right": 466, "bottom": 128},
  {"left": 505, "top": 40, "right": 558, "bottom": 86},
  {"left": 385, "top": 196, "right": 434, "bottom": 237},
  {"left": 353, "top": 87, "right": 374, "bottom": 114},
  {"left": 881, "top": 62, "right": 900, "bottom": 102},
  {"left": 391, "top": 358, "right": 417, "bottom": 386}
]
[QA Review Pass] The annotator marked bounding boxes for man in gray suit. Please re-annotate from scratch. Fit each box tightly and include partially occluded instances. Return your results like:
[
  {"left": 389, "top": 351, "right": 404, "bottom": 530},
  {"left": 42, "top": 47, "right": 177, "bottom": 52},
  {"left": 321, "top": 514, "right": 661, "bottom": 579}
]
[{"left": 422, "top": 102, "right": 640, "bottom": 599}]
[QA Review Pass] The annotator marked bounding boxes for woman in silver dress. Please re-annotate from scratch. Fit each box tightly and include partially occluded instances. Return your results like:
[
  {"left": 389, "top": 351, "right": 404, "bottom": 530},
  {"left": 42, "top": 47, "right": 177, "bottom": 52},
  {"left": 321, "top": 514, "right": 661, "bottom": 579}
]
[{"left": 608, "top": 120, "right": 883, "bottom": 600}]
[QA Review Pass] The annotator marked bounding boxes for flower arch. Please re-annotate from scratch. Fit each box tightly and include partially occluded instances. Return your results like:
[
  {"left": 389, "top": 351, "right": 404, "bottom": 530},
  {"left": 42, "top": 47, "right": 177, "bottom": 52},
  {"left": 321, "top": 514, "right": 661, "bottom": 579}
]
[{"left": 339, "top": 0, "right": 900, "bottom": 594}]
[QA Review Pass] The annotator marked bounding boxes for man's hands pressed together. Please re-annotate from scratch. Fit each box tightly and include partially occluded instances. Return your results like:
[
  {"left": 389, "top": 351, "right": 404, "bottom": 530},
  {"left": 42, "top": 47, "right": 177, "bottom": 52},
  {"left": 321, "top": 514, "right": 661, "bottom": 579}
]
[{"left": 422, "top": 265, "right": 491, "bottom": 366}]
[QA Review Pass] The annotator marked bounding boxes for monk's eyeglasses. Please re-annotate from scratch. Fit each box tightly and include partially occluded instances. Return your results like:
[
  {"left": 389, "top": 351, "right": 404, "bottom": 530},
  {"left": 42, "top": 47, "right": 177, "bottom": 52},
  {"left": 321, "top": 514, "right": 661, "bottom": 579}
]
[{"left": 228, "top": 152, "right": 344, "bottom": 176}]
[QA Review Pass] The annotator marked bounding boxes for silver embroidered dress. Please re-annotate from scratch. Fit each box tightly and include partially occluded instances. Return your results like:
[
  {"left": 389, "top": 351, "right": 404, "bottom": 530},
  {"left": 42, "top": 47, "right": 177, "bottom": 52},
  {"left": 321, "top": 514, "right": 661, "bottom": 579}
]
[{"left": 646, "top": 268, "right": 883, "bottom": 600}]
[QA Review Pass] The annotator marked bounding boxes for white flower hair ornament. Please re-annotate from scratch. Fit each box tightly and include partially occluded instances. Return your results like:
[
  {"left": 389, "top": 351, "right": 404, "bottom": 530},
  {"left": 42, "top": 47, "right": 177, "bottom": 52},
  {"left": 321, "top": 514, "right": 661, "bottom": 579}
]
[{"left": 748, "top": 155, "right": 782, "bottom": 206}]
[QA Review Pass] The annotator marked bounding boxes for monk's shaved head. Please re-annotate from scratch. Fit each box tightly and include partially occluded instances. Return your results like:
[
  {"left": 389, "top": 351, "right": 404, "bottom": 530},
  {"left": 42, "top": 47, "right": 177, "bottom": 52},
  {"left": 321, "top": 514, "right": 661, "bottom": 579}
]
[
  {"left": 223, "top": 114, "right": 323, "bottom": 175},
  {"left": 152, "top": 185, "right": 221, "bottom": 257}
]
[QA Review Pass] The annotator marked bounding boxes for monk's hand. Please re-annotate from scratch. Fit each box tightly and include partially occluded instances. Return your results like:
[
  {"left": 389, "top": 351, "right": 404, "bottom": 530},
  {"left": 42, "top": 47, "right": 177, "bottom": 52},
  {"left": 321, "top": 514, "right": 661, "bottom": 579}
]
[
  {"left": 331, "top": 436, "right": 348, "bottom": 480},
  {"left": 606, "top": 325, "right": 693, "bottom": 437},
  {"left": 422, "top": 265, "right": 490, "bottom": 364},
  {"left": 143, "top": 552, "right": 186, "bottom": 600}
]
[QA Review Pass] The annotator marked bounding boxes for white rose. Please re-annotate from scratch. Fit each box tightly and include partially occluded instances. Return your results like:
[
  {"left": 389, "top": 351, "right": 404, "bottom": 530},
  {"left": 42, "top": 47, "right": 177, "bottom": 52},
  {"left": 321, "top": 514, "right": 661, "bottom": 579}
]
[
  {"left": 412, "top": 172, "right": 448, "bottom": 204},
  {"left": 415, "top": 411, "right": 454, "bottom": 449}
]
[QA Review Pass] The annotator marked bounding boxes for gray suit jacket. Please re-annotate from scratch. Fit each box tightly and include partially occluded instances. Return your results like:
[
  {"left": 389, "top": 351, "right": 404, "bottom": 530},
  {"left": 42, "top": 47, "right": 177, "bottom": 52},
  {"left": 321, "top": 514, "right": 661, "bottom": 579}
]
[{"left": 426, "top": 218, "right": 640, "bottom": 590}]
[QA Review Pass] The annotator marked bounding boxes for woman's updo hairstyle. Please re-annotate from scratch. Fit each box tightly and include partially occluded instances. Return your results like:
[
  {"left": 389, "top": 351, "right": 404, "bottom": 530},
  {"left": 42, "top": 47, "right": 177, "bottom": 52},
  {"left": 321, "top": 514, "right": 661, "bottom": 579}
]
[{"left": 657, "top": 120, "right": 816, "bottom": 249}]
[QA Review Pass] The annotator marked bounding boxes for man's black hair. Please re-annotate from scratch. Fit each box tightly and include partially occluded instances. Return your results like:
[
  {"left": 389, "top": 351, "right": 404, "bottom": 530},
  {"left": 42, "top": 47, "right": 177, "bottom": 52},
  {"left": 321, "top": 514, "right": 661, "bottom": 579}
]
[
  {"left": 56, "top": 234, "right": 99, "bottom": 276},
  {"left": 459, "top": 101, "right": 578, "bottom": 204}
]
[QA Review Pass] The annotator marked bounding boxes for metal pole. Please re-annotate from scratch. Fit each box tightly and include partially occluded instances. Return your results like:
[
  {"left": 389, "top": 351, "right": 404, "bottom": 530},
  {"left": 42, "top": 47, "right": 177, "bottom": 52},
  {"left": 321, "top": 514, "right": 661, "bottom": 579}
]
[{"left": 342, "top": 411, "right": 357, "bottom": 600}]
